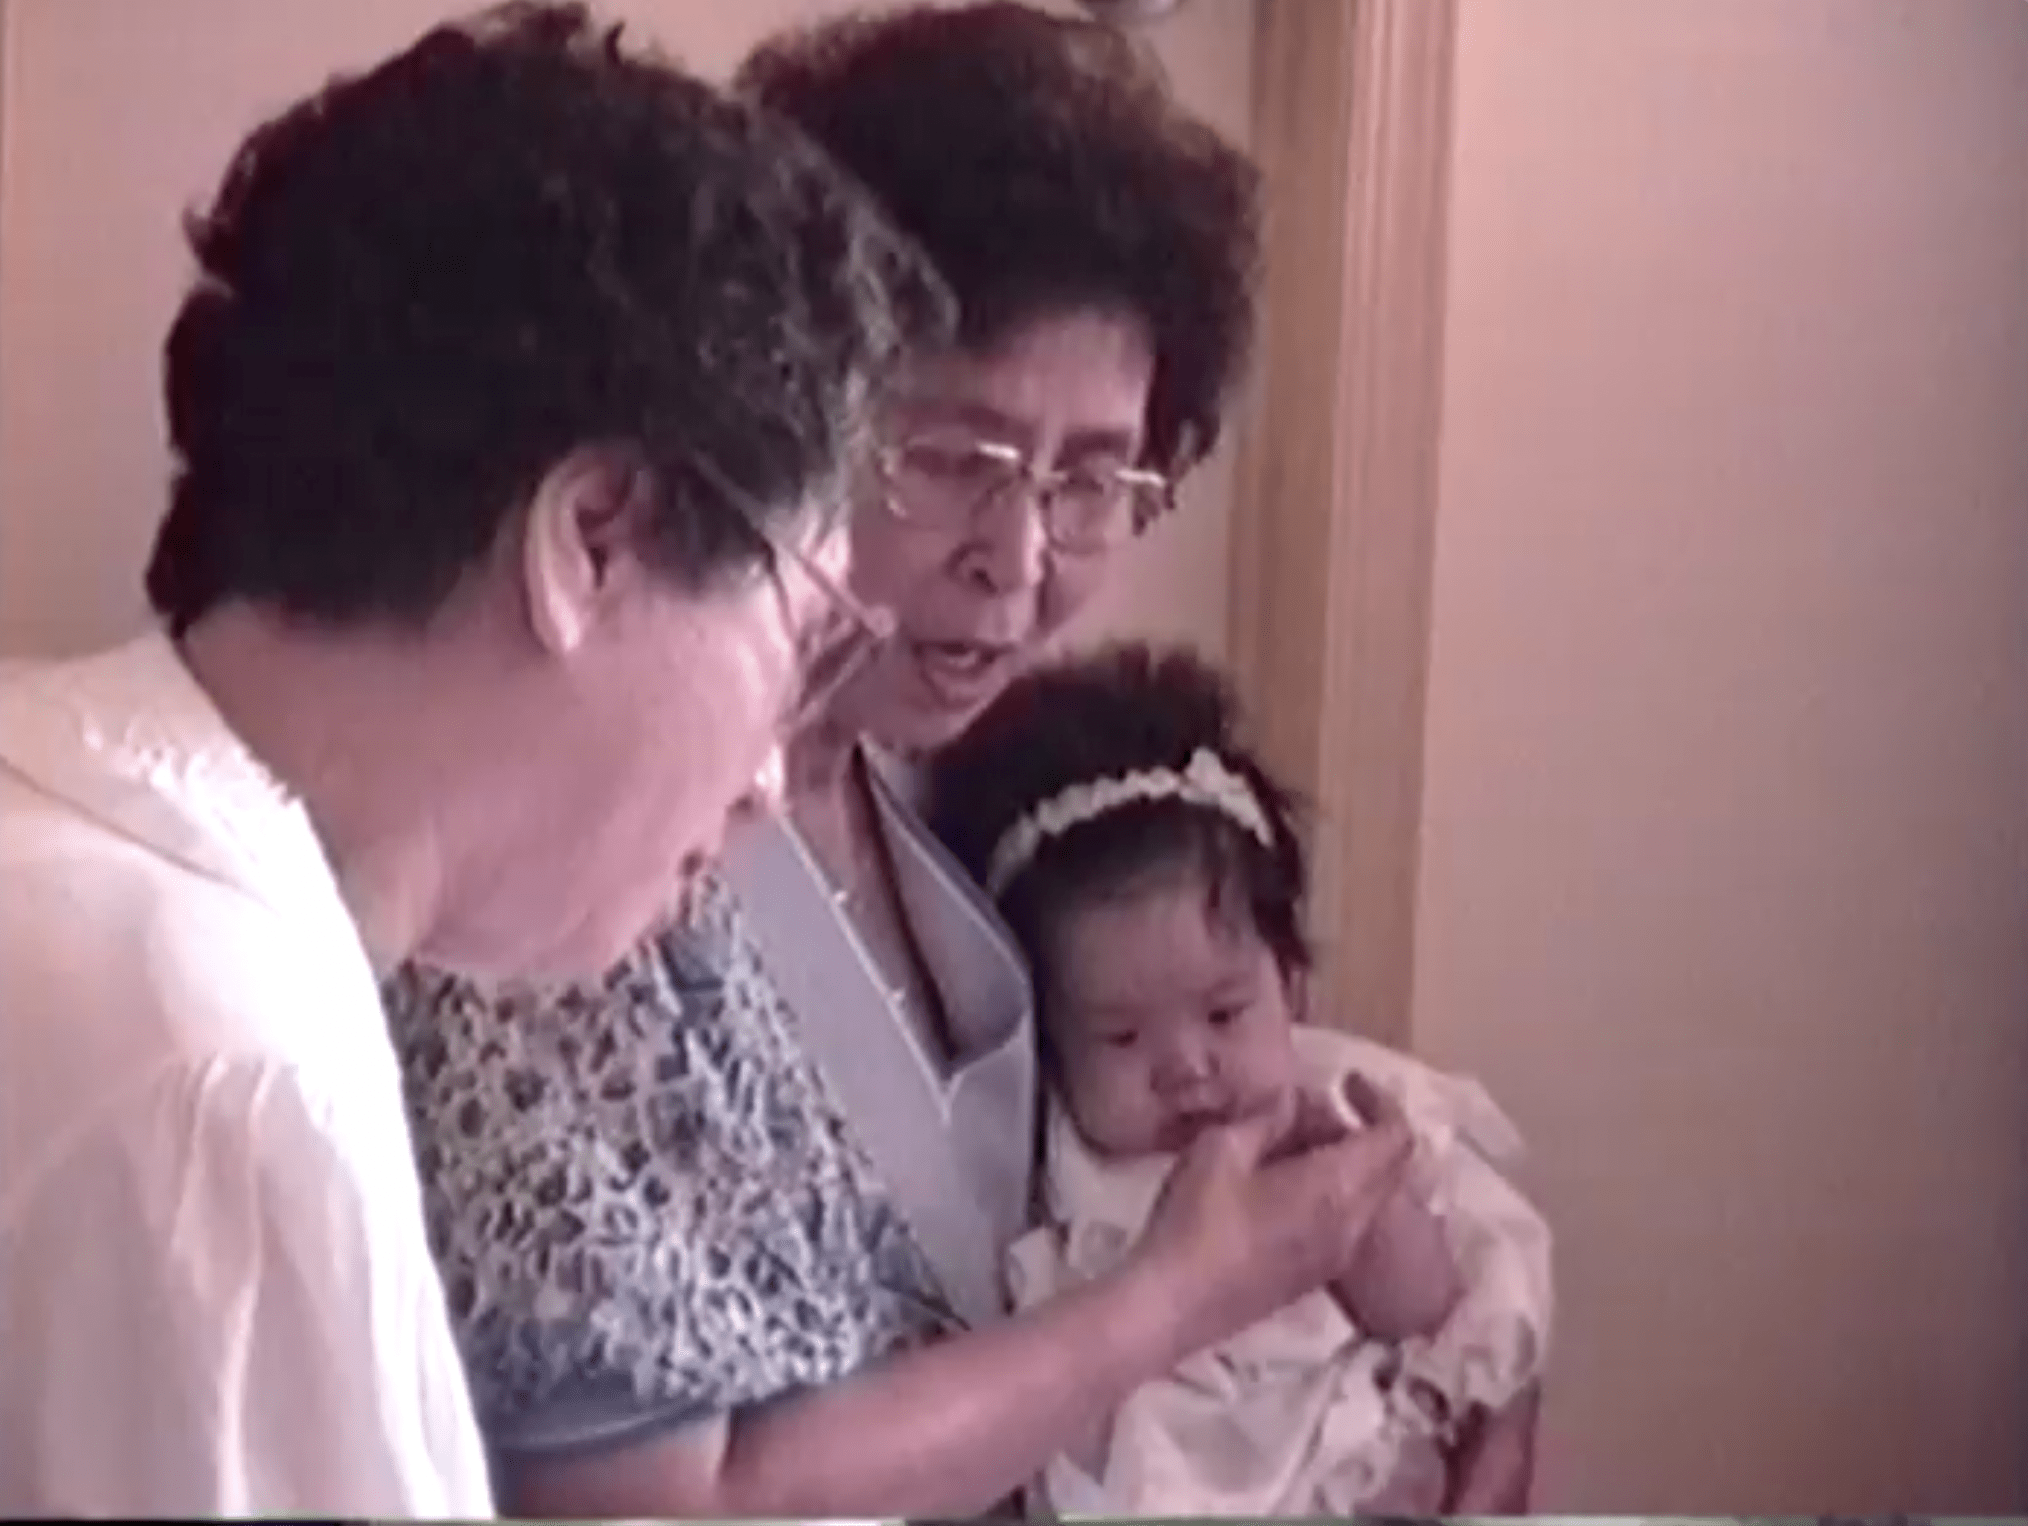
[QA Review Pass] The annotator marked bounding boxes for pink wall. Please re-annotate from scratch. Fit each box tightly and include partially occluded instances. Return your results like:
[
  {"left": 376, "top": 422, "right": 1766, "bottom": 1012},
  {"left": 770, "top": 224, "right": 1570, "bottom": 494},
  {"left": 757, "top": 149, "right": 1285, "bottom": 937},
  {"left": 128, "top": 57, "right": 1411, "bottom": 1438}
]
[
  {"left": 1418, "top": 0, "right": 2028, "bottom": 1508},
  {"left": 0, "top": 0, "right": 1249, "bottom": 660}
]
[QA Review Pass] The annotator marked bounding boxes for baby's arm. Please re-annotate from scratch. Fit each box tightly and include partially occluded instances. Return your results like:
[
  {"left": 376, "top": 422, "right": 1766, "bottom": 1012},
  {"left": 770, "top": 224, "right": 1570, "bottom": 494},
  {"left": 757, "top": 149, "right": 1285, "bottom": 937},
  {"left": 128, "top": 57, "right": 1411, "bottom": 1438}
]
[
  {"left": 1299, "top": 1035, "right": 1554, "bottom": 1505},
  {"left": 1323, "top": 1071, "right": 1465, "bottom": 1339},
  {"left": 1329, "top": 1172, "right": 1464, "bottom": 1340}
]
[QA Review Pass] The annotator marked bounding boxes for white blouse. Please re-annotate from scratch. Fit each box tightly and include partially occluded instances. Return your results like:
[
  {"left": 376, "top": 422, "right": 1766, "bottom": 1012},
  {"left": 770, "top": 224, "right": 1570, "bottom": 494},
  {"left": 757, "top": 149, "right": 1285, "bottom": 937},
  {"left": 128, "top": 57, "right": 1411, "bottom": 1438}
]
[{"left": 0, "top": 634, "right": 491, "bottom": 1517}]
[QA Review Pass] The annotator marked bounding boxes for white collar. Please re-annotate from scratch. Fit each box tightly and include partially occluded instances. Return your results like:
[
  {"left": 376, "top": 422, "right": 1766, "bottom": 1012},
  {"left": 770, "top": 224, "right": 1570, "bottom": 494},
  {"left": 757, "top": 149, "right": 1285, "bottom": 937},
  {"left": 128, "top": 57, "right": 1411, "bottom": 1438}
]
[
  {"left": 1041, "top": 1097, "right": 1178, "bottom": 1260},
  {"left": 0, "top": 630, "right": 334, "bottom": 908}
]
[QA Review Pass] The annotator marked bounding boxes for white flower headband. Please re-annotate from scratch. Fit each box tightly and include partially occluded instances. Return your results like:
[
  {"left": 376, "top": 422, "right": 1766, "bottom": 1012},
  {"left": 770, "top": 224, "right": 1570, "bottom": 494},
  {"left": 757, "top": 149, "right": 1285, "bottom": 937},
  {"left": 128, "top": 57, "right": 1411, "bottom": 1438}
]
[{"left": 983, "top": 746, "right": 1275, "bottom": 899}]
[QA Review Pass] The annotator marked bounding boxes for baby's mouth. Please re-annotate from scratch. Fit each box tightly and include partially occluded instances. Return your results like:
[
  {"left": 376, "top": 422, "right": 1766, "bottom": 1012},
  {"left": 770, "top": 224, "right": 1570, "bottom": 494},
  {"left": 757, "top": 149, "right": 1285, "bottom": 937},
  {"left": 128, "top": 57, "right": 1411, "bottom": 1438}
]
[{"left": 1155, "top": 1100, "right": 1236, "bottom": 1151}]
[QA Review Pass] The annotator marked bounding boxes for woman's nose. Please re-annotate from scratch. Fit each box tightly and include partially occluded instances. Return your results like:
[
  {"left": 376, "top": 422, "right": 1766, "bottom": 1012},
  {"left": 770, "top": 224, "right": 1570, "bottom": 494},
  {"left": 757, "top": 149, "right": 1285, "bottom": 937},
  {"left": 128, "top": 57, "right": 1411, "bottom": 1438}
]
[{"left": 958, "top": 479, "right": 1051, "bottom": 593}]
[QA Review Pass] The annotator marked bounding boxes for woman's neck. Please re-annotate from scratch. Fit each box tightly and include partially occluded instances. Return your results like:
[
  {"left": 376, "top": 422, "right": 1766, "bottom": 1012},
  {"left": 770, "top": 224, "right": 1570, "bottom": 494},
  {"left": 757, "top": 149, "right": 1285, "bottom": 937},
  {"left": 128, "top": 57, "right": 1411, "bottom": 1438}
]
[
  {"left": 176, "top": 605, "right": 453, "bottom": 970},
  {"left": 785, "top": 717, "right": 860, "bottom": 808},
  {"left": 783, "top": 719, "right": 885, "bottom": 904}
]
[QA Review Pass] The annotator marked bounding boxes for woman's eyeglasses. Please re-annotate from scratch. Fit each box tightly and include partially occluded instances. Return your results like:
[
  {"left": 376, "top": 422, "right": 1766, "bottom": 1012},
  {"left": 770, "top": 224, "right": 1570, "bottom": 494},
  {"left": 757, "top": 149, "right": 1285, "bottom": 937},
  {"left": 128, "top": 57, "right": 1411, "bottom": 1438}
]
[
  {"left": 770, "top": 529, "right": 891, "bottom": 733},
  {"left": 873, "top": 430, "right": 1174, "bottom": 553}
]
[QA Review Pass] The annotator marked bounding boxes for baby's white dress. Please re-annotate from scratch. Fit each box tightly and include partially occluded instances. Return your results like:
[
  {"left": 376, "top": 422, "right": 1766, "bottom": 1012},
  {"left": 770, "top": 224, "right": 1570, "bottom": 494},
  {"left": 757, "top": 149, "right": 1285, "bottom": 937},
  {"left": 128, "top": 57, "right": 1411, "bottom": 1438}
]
[{"left": 1005, "top": 1025, "right": 1554, "bottom": 1519}]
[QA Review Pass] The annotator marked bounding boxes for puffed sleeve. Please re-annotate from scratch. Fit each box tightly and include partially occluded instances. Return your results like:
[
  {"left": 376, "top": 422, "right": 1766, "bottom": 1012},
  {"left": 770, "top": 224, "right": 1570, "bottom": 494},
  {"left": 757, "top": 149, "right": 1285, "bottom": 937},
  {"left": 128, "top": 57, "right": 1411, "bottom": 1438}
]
[{"left": 0, "top": 1056, "right": 492, "bottom": 1517}]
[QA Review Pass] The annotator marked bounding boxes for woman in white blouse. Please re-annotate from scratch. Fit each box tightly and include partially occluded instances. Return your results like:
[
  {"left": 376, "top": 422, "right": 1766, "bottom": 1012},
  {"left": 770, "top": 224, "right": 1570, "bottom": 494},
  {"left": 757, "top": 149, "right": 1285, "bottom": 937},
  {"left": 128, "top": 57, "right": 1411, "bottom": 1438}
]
[{"left": 0, "top": 4, "right": 941, "bottom": 1514}]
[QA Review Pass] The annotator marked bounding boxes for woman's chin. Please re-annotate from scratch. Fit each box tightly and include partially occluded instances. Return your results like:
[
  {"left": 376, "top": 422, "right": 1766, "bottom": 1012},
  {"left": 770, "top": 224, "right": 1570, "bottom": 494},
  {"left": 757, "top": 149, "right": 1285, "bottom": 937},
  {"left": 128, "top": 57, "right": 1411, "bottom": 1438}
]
[{"left": 861, "top": 692, "right": 990, "bottom": 757}]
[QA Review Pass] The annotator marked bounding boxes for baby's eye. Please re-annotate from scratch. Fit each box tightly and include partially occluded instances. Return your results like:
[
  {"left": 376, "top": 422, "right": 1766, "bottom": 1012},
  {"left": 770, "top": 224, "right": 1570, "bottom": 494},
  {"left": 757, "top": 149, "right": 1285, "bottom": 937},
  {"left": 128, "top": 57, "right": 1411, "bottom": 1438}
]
[
  {"left": 1208, "top": 1007, "right": 1241, "bottom": 1029},
  {"left": 1101, "top": 1030, "right": 1139, "bottom": 1050}
]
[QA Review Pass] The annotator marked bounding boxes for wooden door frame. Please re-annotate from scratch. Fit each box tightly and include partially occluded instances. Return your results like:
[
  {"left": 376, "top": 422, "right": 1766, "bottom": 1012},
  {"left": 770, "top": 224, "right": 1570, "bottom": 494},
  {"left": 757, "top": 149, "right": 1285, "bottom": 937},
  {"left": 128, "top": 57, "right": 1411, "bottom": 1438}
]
[{"left": 1229, "top": 0, "right": 1458, "bottom": 1049}]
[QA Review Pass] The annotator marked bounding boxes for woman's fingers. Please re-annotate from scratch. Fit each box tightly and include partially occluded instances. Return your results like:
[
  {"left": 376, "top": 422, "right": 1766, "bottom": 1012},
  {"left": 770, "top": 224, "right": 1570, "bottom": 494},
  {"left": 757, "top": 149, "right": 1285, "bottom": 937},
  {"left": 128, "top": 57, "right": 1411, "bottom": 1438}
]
[
  {"left": 1138, "top": 1087, "right": 1415, "bottom": 1356},
  {"left": 1269, "top": 1107, "right": 1414, "bottom": 1250},
  {"left": 1278, "top": 1084, "right": 1350, "bottom": 1156},
  {"left": 1218, "top": 1089, "right": 1302, "bottom": 1166},
  {"left": 1268, "top": 1066, "right": 1409, "bottom": 1159}
]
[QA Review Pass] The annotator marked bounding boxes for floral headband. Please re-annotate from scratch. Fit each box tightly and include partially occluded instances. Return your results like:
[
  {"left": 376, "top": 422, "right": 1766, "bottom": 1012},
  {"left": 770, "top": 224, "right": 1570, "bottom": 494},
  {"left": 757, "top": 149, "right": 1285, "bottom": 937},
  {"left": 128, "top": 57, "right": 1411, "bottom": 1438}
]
[{"left": 982, "top": 746, "right": 1274, "bottom": 899}]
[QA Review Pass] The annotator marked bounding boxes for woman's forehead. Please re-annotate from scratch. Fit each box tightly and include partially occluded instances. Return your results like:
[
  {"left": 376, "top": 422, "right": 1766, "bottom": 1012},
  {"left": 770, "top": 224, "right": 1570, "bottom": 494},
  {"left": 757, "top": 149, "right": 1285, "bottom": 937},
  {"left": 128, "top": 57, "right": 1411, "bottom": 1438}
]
[{"left": 892, "top": 310, "right": 1154, "bottom": 445}]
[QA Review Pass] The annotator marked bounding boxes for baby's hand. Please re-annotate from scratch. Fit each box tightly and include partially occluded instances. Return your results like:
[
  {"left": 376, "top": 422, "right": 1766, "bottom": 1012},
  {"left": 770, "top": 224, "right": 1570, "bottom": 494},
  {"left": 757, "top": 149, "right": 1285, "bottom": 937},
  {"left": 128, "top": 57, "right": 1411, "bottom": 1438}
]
[
  {"left": 1322, "top": 1070, "right": 1465, "bottom": 1341},
  {"left": 1268, "top": 1069, "right": 1398, "bottom": 1161},
  {"left": 1334, "top": 1069, "right": 1396, "bottom": 1132}
]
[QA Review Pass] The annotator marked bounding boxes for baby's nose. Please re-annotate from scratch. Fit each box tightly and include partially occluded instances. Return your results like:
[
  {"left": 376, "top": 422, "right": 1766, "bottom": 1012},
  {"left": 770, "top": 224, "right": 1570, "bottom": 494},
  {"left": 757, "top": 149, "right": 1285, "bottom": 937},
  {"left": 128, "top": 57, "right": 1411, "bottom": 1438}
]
[{"left": 1154, "top": 1033, "right": 1216, "bottom": 1091}]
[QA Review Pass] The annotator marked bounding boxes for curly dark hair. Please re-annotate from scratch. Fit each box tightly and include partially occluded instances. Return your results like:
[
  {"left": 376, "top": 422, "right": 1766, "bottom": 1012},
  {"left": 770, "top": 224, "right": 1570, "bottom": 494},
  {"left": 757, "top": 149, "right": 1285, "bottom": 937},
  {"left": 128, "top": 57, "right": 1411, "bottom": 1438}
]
[
  {"left": 736, "top": 1, "right": 1261, "bottom": 481},
  {"left": 147, "top": 0, "right": 951, "bottom": 634},
  {"left": 928, "top": 642, "right": 1310, "bottom": 1019}
]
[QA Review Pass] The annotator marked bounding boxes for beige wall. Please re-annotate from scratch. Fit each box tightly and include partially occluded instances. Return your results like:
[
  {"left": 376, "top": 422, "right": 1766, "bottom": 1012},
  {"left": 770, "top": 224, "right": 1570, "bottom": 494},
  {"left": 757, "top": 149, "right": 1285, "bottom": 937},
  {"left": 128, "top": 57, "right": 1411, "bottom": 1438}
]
[
  {"left": 0, "top": 0, "right": 1249, "bottom": 659},
  {"left": 1418, "top": 0, "right": 2028, "bottom": 1509}
]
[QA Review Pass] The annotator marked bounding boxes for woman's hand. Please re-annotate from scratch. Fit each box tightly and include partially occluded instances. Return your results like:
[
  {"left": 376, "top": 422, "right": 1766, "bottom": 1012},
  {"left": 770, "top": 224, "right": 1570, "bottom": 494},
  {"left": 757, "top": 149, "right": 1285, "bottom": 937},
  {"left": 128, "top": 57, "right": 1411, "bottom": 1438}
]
[
  {"left": 1133, "top": 1073, "right": 1415, "bottom": 1358},
  {"left": 506, "top": 1079, "right": 1414, "bottom": 1522}
]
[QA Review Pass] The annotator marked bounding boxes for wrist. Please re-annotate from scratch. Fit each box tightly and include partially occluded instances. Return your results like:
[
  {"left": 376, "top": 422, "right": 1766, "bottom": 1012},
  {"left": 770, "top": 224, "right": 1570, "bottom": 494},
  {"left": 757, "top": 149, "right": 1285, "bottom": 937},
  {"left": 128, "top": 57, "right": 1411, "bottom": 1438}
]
[{"left": 1092, "top": 1239, "right": 1209, "bottom": 1379}]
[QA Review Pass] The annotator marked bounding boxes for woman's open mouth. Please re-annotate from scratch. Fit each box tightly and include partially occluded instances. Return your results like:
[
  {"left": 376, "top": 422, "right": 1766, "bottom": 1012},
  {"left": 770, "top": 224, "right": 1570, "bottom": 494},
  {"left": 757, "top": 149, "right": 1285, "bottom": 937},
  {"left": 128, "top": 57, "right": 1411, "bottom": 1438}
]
[{"left": 909, "top": 637, "right": 1019, "bottom": 711}]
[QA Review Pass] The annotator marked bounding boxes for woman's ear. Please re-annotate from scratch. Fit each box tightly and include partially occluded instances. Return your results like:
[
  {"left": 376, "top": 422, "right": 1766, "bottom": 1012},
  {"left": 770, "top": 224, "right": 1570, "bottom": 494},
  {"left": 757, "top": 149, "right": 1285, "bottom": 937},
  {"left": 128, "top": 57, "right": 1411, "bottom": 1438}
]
[{"left": 520, "top": 447, "right": 653, "bottom": 655}]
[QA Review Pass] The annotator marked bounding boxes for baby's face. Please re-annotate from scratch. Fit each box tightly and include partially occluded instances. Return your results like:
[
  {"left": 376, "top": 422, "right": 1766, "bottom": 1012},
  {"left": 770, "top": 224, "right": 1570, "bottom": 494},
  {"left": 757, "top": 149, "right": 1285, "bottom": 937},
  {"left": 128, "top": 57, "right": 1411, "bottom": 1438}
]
[{"left": 1044, "top": 874, "right": 1301, "bottom": 1158}]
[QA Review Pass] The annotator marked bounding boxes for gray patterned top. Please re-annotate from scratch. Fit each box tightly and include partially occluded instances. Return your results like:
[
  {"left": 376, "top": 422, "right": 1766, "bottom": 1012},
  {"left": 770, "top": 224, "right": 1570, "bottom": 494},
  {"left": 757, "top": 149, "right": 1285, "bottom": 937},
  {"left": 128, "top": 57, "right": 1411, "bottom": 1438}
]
[{"left": 384, "top": 870, "right": 955, "bottom": 1457}]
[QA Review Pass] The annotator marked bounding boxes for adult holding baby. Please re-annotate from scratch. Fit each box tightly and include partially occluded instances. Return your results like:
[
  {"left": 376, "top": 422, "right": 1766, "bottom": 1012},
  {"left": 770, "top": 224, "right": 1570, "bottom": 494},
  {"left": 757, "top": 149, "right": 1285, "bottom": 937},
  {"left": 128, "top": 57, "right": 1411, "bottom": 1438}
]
[{"left": 386, "top": 4, "right": 1442, "bottom": 1518}]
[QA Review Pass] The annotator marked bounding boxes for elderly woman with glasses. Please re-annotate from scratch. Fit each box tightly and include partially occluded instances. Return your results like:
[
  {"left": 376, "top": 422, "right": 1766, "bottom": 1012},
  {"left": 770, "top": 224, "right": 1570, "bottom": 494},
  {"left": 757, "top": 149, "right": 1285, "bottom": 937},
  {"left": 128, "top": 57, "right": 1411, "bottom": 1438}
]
[
  {"left": 382, "top": 3, "right": 1440, "bottom": 1518},
  {"left": 0, "top": 2, "right": 949, "bottom": 1513}
]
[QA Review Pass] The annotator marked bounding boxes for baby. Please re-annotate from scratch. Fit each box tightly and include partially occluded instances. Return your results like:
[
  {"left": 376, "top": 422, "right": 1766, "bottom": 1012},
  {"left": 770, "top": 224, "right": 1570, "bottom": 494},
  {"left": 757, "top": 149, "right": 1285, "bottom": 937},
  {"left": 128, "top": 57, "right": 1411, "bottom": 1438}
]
[{"left": 928, "top": 643, "right": 1553, "bottom": 1518}]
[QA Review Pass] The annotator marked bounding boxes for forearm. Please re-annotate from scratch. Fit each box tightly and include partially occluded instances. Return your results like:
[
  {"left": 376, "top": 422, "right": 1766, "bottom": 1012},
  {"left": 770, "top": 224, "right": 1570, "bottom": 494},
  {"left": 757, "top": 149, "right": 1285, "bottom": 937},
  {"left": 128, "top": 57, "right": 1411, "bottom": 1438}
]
[
  {"left": 508, "top": 1255, "right": 1190, "bottom": 1519},
  {"left": 1330, "top": 1178, "right": 1465, "bottom": 1340}
]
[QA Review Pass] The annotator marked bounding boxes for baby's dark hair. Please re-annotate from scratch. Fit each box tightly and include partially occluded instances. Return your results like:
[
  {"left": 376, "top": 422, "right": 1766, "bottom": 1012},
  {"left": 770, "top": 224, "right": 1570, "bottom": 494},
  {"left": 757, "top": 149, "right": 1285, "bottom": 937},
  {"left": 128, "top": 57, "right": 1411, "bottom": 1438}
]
[{"left": 929, "top": 643, "right": 1310, "bottom": 1007}]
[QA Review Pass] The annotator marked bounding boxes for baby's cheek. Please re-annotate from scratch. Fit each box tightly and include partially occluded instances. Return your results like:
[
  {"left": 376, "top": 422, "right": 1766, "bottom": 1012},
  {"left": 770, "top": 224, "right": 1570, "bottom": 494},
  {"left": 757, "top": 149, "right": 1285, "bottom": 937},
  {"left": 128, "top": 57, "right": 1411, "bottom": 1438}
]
[
  {"left": 1068, "top": 1060, "right": 1162, "bottom": 1155},
  {"left": 1242, "top": 1037, "right": 1305, "bottom": 1111}
]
